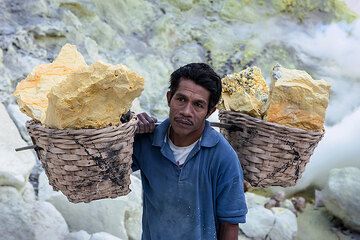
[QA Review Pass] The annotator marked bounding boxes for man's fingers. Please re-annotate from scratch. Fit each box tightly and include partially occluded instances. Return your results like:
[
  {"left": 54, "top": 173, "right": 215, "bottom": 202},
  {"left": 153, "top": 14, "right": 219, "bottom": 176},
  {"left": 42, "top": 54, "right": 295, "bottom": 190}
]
[
  {"left": 144, "top": 114, "right": 157, "bottom": 123},
  {"left": 136, "top": 112, "right": 157, "bottom": 134},
  {"left": 138, "top": 114, "right": 149, "bottom": 133},
  {"left": 144, "top": 114, "right": 157, "bottom": 130}
]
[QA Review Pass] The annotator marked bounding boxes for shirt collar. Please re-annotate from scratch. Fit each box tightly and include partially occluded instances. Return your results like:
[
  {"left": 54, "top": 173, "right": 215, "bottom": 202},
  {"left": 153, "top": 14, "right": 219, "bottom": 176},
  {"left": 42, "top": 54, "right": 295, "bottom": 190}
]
[{"left": 152, "top": 118, "right": 219, "bottom": 148}]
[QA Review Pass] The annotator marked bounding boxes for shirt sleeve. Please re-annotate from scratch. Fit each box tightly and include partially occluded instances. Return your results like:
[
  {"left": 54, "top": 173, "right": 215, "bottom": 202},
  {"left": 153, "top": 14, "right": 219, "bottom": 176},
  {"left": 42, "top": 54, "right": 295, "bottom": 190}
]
[{"left": 216, "top": 148, "right": 248, "bottom": 224}]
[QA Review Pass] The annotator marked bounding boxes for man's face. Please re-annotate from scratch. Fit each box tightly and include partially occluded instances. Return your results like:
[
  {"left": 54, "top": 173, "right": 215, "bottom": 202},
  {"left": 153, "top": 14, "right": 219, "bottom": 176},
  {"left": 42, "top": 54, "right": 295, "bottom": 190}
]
[{"left": 167, "top": 78, "right": 212, "bottom": 144}]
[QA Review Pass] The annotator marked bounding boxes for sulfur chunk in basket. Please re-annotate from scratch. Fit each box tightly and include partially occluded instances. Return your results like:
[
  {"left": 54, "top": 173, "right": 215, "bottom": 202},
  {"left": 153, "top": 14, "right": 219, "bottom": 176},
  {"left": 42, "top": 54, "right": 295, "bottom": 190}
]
[
  {"left": 219, "top": 66, "right": 269, "bottom": 118},
  {"left": 264, "top": 65, "right": 331, "bottom": 131},
  {"left": 14, "top": 44, "right": 144, "bottom": 129}
]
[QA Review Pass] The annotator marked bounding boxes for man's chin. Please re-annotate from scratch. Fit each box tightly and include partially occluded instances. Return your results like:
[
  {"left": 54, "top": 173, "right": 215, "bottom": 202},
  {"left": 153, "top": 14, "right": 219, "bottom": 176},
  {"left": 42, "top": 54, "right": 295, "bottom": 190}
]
[{"left": 171, "top": 123, "right": 193, "bottom": 134}]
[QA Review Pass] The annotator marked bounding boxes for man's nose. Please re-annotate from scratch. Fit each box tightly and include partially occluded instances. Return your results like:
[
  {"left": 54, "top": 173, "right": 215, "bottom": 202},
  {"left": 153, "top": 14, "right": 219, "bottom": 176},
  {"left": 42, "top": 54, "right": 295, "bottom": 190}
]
[{"left": 181, "top": 102, "right": 193, "bottom": 116}]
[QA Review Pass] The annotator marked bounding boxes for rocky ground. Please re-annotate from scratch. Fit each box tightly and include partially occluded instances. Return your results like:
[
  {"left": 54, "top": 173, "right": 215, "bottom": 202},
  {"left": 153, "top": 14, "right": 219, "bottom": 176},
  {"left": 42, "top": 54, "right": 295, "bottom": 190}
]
[{"left": 297, "top": 204, "right": 360, "bottom": 240}]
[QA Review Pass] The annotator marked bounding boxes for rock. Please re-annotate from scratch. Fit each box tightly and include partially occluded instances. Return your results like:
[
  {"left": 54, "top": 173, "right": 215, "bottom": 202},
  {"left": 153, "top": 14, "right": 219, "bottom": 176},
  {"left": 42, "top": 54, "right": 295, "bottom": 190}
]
[
  {"left": 272, "top": 191, "right": 286, "bottom": 202},
  {"left": 280, "top": 199, "right": 297, "bottom": 215},
  {"left": 0, "top": 186, "right": 69, "bottom": 240},
  {"left": 90, "top": 232, "right": 123, "bottom": 240},
  {"left": 167, "top": 0, "right": 194, "bottom": 11},
  {"left": 0, "top": 172, "right": 25, "bottom": 190},
  {"left": 65, "top": 230, "right": 91, "bottom": 240},
  {"left": 13, "top": 44, "right": 87, "bottom": 122},
  {"left": 322, "top": 167, "right": 360, "bottom": 232},
  {"left": 5, "top": 103, "right": 32, "bottom": 143},
  {"left": 21, "top": 182, "right": 36, "bottom": 203},
  {"left": 239, "top": 205, "right": 275, "bottom": 239},
  {"left": 244, "top": 192, "right": 268, "bottom": 209},
  {"left": 237, "top": 232, "right": 252, "bottom": 240},
  {"left": 122, "top": 54, "right": 172, "bottom": 119},
  {"left": 171, "top": 43, "right": 205, "bottom": 69},
  {"left": 14, "top": 43, "right": 144, "bottom": 129},
  {"left": 0, "top": 103, "right": 36, "bottom": 190},
  {"left": 268, "top": 207, "right": 297, "bottom": 240},
  {"left": 45, "top": 61, "right": 144, "bottom": 129},
  {"left": 38, "top": 172, "right": 142, "bottom": 240},
  {"left": 219, "top": 66, "right": 269, "bottom": 117},
  {"left": 291, "top": 197, "right": 306, "bottom": 212},
  {"left": 265, "top": 198, "right": 278, "bottom": 209},
  {"left": 220, "top": 0, "right": 259, "bottom": 23},
  {"left": 65, "top": 230, "right": 125, "bottom": 240},
  {"left": 297, "top": 204, "right": 338, "bottom": 240},
  {"left": 149, "top": 16, "right": 193, "bottom": 55},
  {"left": 0, "top": 48, "right": 3, "bottom": 66},
  {"left": 92, "top": 0, "right": 156, "bottom": 36},
  {"left": 64, "top": 230, "right": 121, "bottom": 240},
  {"left": 314, "top": 189, "right": 325, "bottom": 208},
  {"left": 264, "top": 65, "right": 331, "bottom": 131}
]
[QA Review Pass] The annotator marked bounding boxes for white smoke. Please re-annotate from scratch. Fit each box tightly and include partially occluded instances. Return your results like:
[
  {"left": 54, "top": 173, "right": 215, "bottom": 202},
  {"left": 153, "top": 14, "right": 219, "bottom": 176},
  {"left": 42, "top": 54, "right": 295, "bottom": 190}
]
[
  {"left": 277, "top": 19, "right": 360, "bottom": 125},
  {"left": 289, "top": 106, "right": 360, "bottom": 193}
]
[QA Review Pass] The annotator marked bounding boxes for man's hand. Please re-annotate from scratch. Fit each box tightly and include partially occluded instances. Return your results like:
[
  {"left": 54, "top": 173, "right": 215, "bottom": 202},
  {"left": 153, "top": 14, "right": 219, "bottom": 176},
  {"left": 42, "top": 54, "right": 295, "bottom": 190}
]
[
  {"left": 136, "top": 112, "right": 157, "bottom": 134},
  {"left": 218, "top": 222, "right": 239, "bottom": 240}
]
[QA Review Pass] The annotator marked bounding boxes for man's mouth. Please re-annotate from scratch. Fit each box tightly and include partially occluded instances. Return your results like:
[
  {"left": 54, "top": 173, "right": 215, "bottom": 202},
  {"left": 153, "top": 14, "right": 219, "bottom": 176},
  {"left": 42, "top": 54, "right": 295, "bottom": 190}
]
[{"left": 174, "top": 118, "right": 193, "bottom": 126}]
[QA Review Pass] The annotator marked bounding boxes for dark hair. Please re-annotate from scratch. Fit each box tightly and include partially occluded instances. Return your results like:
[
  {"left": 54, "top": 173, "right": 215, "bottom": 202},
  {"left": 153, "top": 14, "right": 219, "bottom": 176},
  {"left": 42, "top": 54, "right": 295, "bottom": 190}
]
[{"left": 169, "top": 63, "right": 222, "bottom": 113}]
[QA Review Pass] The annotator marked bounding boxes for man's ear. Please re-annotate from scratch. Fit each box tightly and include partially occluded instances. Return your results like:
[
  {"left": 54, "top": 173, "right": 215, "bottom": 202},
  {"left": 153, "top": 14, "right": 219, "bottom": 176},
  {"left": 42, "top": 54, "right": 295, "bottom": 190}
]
[
  {"left": 166, "top": 91, "right": 172, "bottom": 107},
  {"left": 206, "top": 107, "right": 216, "bottom": 119}
]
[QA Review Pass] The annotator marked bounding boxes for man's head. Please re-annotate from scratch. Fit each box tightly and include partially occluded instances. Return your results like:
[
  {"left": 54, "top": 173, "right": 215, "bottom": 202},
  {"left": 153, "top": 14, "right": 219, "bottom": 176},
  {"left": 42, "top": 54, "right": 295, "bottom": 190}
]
[
  {"left": 168, "top": 63, "right": 222, "bottom": 114},
  {"left": 166, "top": 63, "right": 221, "bottom": 146}
]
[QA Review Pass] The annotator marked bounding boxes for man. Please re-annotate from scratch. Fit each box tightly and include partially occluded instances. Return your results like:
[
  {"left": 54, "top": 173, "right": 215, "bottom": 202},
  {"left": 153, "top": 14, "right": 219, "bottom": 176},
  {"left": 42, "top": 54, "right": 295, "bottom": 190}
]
[{"left": 132, "top": 63, "right": 247, "bottom": 240}]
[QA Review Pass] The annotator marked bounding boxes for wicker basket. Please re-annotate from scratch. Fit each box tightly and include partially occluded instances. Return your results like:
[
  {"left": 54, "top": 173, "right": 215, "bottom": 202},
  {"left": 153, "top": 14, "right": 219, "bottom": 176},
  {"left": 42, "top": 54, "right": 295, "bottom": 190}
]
[
  {"left": 218, "top": 110, "right": 324, "bottom": 187},
  {"left": 26, "top": 116, "right": 137, "bottom": 203}
]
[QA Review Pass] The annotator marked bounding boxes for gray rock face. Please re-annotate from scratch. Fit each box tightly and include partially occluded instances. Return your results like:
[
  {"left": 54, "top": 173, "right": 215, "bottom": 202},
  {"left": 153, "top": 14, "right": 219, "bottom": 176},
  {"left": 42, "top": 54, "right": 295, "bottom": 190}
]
[
  {"left": 65, "top": 230, "right": 91, "bottom": 240},
  {"left": 240, "top": 192, "right": 298, "bottom": 240},
  {"left": 65, "top": 230, "right": 125, "bottom": 240},
  {"left": 0, "top": 186, "right": 69, "bottom": 240},
  {"left": 0, "top": 103, "right": 35, "bottom": 190},
  {"left": 5, "top": 103, "right": 32, "bottom": 143},
  {"left": 268, "top": 208, "right": 298, "bottom": 240},
  {"left": 38, "top": 172, "right": 142, "bottom": 240},
  {"left": 322, "top": 167, "right": 360, "bottom": 232},
  {"left": 239, "top": 205, "right": 275, "bottom": 239}
]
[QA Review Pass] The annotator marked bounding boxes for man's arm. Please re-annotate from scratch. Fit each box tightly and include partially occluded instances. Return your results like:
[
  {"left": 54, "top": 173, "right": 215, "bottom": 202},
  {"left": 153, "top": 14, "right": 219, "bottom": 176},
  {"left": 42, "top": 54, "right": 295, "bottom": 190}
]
[
  {"left": 214, "top": 142, "right": 247, "bottom": 238},
  {"left": 218, "top": 222, "right": 238, "bottom": 240}
]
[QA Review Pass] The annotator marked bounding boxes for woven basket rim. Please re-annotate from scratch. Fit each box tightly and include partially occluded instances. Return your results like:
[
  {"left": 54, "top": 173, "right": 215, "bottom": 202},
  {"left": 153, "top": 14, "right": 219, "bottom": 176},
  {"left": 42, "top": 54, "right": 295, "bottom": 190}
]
[
  {"left": 26, "top": 114, "right": 137, "bottom": 133},
  {"left": 219, "top": 110, "right": 324, "bottom": 136}
]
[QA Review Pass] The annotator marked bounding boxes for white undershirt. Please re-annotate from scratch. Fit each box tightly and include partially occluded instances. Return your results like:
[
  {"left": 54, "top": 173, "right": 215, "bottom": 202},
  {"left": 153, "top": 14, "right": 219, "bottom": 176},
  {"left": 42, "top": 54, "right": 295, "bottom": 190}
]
[
  {"left": 168, "top": 137, "right": 198, "bottom": 166},
  {"left": 166, "top": 127, "right": 199, "bottom": 166}
]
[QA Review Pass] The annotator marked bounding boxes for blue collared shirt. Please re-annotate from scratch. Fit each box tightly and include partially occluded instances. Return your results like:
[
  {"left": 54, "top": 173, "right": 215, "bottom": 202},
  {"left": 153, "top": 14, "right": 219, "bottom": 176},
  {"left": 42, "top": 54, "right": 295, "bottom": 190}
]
[{"left": 132, "top": 119, "right": 247, "bottom": 240}]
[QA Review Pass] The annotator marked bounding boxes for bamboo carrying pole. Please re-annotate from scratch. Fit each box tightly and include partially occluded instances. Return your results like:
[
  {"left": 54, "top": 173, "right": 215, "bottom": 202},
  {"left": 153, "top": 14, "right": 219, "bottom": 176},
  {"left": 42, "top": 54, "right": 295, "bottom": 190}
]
[{"left": 15, "top": 121, "right": 229, "bottom": 152}]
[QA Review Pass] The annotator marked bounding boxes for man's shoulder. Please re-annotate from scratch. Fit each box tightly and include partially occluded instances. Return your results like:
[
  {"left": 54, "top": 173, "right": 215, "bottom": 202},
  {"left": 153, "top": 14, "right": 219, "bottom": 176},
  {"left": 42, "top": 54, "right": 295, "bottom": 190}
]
[
  {"left": 209, "top": 128, "right": 236, "bottom": 154},
  {"left": 202, "top": 127, "right": 240, "bottom": 169}
]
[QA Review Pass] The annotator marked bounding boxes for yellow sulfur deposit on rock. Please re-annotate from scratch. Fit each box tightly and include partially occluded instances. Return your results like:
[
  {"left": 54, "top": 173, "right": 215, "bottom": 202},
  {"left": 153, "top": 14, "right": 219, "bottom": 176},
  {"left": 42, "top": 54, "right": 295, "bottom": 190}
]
[
  {"left": 45, "top": 62, "right": 143, "bottom": 129},
  {"left": 14, "top": 44, "right": 144, "bottom": 129},
  {"left": 219, "top": 66, "right": 269, "bottom": 118},
  {"left": 264, "top": 65, "right": 331, "bottom": 131},
  {"left": 14, "top": 44, "right": 87, "bottom": 122}
]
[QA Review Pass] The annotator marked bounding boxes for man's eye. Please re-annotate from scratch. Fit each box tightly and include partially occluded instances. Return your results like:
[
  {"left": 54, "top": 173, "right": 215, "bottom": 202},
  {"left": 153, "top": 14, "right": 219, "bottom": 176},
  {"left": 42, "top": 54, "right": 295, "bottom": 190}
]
[
  {"left": 177, "top": 97, "right": 185, "bottom": 102},
  {"left": 194, "top": 102, "right": 204, "bottom": 108}
]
